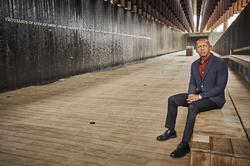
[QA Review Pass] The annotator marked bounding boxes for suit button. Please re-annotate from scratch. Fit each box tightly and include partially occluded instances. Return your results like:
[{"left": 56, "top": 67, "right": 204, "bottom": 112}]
[{"left": 201, "top": 85, "right": 204, "bottom": 88}]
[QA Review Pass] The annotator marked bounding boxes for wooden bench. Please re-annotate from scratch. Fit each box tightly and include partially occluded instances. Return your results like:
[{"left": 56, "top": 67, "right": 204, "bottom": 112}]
[
  {"left": 233, "top": 46, "right": 250, "bottom": 54},
  {"left": 186, "top": 46, "right": 193, "bottom": 56},
  {"left": 190, "top": 91, "right": 250, "bottom": 166},
  {"left": 222, "top": 55, "right": 250, "bottom": 83},
  {"left": 191, "top": 132, "right": 250, "bottom": 166}
]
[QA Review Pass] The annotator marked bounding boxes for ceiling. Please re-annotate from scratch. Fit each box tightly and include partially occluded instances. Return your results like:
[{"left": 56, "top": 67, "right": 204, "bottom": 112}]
[{"left": 105, "top": 0, "right": 249, "bottom": 32}]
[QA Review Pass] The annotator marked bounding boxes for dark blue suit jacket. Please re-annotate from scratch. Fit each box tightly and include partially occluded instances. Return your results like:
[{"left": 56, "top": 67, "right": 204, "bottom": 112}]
[{"left": 188, "top": 53, "right": 228, "bottom": 108}]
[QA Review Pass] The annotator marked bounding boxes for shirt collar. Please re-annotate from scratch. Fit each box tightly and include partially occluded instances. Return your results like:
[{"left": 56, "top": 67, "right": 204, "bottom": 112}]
[{"left": 200, "top": 52, "right": 212, "bottom": 64}]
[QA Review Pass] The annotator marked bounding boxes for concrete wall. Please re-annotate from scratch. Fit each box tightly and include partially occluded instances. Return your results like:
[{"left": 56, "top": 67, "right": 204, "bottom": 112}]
[
  {"left": 184, "top": 32, "right": 222, "bottom": 48},
  {"left": 0, "top": 0, "right": 185, "bottom": 91},
  {"left": 208, "top": 32, "right": 223, "bottom": 46},
  {"left": 213, "top": 4, "right": 250, "bottom": 55},
  {"left": 185, "top": 33, "right": 209, "bottom": 47}
]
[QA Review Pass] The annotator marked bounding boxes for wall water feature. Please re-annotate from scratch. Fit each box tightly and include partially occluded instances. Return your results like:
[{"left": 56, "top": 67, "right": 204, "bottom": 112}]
[{"left": 0, "top": 0, "right": 185, "bottom": 91}]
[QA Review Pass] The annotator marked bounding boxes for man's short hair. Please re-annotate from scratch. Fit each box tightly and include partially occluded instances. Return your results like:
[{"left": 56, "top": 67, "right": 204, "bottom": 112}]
[{"left": 195, "top": 38, "right": 211, "bottom": 48}]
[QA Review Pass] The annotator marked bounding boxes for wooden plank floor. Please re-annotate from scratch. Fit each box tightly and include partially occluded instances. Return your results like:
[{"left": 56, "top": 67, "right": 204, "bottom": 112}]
[
  {"left": 0, "top": 51, "right": 247, "bottom": 166},
  {"left": 0, "top": 51, "right": 193, "bottom": 166}
]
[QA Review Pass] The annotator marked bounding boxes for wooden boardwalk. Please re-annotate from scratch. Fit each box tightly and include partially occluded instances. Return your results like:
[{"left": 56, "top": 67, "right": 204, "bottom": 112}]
[{"left": 0, "top": 51, "right": 248, "bottom": 166}]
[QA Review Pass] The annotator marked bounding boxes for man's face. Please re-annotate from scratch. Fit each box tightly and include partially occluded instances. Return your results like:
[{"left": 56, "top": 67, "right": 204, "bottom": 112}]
[{"left": 196, "top": 40, "right": 211, "bottom": 58}]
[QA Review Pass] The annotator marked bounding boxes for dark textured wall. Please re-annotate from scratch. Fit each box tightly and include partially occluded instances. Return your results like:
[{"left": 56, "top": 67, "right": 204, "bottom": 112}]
[
  {"left": 213, "top": 4, "right": 250, "bottom": 56},
  {"left": 0, "top": 0, "right": 185, "bottom": 91}
]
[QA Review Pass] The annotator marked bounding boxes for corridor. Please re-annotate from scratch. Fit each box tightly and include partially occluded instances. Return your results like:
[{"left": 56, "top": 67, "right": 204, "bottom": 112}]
[{"left": 1, "top": 0, "right": 250, "bottom": 165}]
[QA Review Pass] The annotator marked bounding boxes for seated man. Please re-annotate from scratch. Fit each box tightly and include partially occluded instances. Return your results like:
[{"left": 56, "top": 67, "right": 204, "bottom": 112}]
[{"left": 156, "top": 38, "right": 228, "bottom": 158}]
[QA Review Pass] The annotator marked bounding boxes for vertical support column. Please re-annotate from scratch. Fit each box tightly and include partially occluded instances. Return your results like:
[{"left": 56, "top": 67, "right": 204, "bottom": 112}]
[
  {"left": 137, "top": 0, "right": 142, "bottom": 15},
  {"left": 125, "top": 0, "right": 132, "bottom": 10},
  {"left": 223, "top": 20, "right": 228, "bottom": 31},
  {"left": 132, "top": 0, "right": 137, "bottom": 12}
]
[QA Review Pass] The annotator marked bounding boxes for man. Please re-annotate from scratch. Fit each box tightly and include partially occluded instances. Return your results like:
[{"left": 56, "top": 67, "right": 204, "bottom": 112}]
[{"left": 156, "top": 38, "right": 228, "bottom": 158}]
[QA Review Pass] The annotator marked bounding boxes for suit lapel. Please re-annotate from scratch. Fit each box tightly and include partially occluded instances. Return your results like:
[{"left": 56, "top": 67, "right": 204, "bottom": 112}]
[
  {"left": 203, "top": 54, "right": 215, "bottom": 80},
  {"left": 194, "top": 61, "right": 202, "bottom": 83}
]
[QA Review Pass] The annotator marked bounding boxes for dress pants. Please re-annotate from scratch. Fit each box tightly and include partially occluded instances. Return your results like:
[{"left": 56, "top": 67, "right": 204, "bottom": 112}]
[{"left": 165, "top": 93, "right": 219, "bottom": 142}]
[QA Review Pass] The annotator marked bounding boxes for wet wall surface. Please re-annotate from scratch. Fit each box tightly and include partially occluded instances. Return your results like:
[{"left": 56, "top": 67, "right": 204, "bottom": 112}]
[
  {"left": 0, "top": 0, "right": 184, "bottom": 91},
  {"left": 214, "top": 4, "right": 250, "bottom": 56}
]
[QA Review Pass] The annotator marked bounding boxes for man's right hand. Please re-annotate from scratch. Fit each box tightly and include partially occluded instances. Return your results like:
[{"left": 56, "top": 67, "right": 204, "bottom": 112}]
[{"left": 187, "top": 94, "right": 201, "bottom": 104}]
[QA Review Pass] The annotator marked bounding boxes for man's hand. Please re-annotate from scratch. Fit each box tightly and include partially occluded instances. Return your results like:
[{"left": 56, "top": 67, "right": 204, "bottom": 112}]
[{"left": 187, "top": 94, "right": 201, "bottom": 104}]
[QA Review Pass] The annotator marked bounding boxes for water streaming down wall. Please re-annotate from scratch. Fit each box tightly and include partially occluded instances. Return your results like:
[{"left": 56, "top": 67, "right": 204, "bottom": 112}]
[{"left": 0, "top": 0, "right": 185, "bottom": 91}]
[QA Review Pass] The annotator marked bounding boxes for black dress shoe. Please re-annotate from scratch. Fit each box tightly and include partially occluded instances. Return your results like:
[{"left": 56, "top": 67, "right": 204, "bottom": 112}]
[
  {"left": 170, "top": 142, "right": 190, "bottom": 158},
  {"left": 156, "top": 129, "right": 177, "bottom": 141}
]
